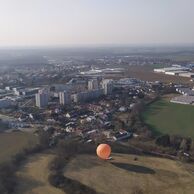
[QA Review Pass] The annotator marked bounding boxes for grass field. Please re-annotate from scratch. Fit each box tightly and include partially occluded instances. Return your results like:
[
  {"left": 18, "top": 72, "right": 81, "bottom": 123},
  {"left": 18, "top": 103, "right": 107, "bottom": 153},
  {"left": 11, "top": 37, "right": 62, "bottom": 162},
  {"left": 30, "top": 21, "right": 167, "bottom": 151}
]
[
  {"left": 142, "top": 97, "right": 194, "bottom": 138},
  {"left": 16, "top": 154, "right": 64, "bottom": 194},
  {"left": 64, "top": 153, "right": 194, "bottom": 194},
  {"left": 0, "top": 132, "right": 38, "bottom": 164}
]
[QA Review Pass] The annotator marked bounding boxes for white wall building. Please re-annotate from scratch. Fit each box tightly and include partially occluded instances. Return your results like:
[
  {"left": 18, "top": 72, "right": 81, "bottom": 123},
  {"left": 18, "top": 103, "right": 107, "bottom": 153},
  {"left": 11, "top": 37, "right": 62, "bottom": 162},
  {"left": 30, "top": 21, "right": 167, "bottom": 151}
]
[
  {"left": 154, "top": 67, "right": 191, "bottom": 73},
  {"left": 102, "top": 79, "right": 113, "bottom": 95},
  {"left": 35, "top": 92, "right": 48, "bottom": 108},
  {"left": 59, "top": 90, "right": 70, "bottom": 105},
  {"left": 164, "top": 71, "right": 187, "bottom": 76},
  {"left": 88, "top": 79, "right": 99, "bottom": 90},
  {"left": 179, "top": 72, "right": 194, "bottom": 78}
]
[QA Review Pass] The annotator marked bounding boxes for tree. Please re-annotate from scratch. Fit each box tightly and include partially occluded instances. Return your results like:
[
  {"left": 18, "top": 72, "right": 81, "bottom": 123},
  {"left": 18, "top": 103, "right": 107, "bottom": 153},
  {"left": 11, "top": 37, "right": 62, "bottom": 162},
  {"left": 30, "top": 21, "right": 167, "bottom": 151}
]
[
  {"left": 170, "top": 135, "right": 182, "bottom": 150},
  {"left": 39, "top": 130, "right": 50, "bottom": 148},
  {"left": 180, "top": 139, "right": 188, "bottom": 152},
  {"left": 180, "top": 138, "right": 191, "bottom": 152},
  {"left": 155, "top": 135, "right": 170, "bottom": 147},
  {"left": 132, "top": 101, "right": 145, "bottom": 116},
  {"left": 56, "top": 140, "right": 78, "bottom": 158}
]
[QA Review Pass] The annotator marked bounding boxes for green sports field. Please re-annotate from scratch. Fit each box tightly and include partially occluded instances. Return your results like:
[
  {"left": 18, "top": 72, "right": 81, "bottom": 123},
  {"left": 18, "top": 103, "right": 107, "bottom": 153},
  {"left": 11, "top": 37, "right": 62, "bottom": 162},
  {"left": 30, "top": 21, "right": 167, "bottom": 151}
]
[{"left": 142, "top": 98, "right": 194, "bottom": 138}]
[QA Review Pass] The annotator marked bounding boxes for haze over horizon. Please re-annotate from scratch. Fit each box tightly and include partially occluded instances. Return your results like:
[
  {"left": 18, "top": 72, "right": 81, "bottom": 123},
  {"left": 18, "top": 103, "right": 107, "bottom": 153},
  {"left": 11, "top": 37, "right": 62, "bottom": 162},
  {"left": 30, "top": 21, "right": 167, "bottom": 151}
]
[{"left": 0, "top": 0, "right": 194, "bottom": 47}]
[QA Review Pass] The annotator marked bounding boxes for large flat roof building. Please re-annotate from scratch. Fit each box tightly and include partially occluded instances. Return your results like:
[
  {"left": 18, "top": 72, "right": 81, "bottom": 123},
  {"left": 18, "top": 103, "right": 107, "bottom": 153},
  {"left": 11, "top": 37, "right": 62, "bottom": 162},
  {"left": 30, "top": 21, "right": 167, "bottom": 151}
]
[
  {"left": 171, "top": 96, "right": 194, "bottom": 105},
  {"left": 154, "top": 67, "right": 190, "bottom": 73},
  {"left": 176, "top": 88, "right": 194, "bottom": 96},
  {"left": 178, "top": 72, "right": 194, "bottom": 78}
]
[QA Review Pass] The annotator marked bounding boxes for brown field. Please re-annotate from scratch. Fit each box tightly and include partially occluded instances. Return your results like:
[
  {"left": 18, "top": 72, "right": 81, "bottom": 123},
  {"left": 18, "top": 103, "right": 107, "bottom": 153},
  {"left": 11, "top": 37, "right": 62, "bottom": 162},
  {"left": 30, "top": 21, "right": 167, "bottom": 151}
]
[
  {"left": 0, "top": 132, "right": 38, "bottom": 164},
  {"left": 64, "top": 153, "right": 194, "bottom": 194},
  {"left": 126, "top": 65, "right": 192, "bottom": 84},
  {"left": 16, "top": 154, "right": 64, "bottom": 194}
]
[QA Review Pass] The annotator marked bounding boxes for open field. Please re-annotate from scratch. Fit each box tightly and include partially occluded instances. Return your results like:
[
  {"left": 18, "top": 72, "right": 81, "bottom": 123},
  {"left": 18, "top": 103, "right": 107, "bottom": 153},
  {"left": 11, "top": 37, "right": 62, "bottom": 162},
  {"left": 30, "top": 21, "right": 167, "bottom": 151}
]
[
  {"left": 142, "top": 97, "right": 194, "bottom": 138},
  {"left": 0, "top": 132, "right": 38, "bottom": 164},
  {"left": 16, "top": 154, "right": 64, "bottom": 194},
  {"left": 168, "top": 54, "right": 194, "bottom": 63},
  {"left": 126, "top": 65, "right": 193, "bottom": 85},
  {"left": 64, "top": 153, "right": 194, "bottom": 194}
]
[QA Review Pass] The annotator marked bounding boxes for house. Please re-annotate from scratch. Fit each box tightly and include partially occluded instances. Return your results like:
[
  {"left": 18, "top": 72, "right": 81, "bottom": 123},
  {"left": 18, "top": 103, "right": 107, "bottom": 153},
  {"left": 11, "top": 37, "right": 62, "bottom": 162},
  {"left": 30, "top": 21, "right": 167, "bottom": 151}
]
[{"left": 113, "top": 131, "right": 132, "bottom": 141}]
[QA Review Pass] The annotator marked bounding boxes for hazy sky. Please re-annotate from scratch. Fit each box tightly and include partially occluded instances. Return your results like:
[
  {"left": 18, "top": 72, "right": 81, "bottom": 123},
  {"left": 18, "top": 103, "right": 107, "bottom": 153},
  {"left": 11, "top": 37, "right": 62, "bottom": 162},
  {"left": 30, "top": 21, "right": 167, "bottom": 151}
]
[{"left": 0, "top": 0, "right": 194, "bottom": 46}]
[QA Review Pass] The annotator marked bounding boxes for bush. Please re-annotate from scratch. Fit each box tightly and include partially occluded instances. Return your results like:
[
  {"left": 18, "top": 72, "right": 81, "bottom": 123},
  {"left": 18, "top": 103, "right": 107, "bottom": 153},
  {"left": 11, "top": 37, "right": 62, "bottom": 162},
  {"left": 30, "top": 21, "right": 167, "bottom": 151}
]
[
  {"left": 131, "top": 186, "right": 144, "bottom": 194},
  {"left": 49, "top": 140, "right": 100, "bottom": 194},
  {"left": 0, "top": 136, "right": 45, "bottom": 193},
  {"left": 155, "top": 135, "right": 170, "bottom": 147},
  {"left": 169, "top": 135, "right": 183, "bottom": 150},
  {"left": 0, "top": 163, "right": 17, "bottom": 194},
  {"left": 49, "top": 156, "right": 69, "bottom": 172},
  {"left": 12, "top": 152, "right": 26, "bottom": 165},
  {"left": 49, "top": 174, "right": 98, "bottom": 194}
]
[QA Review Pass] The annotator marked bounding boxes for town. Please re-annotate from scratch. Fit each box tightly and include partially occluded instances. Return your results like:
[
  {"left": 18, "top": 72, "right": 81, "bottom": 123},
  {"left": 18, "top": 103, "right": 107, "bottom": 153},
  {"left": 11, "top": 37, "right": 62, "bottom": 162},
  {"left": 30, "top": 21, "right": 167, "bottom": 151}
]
[
  {"left": 1, "top": 0, "right": 194, "bottom": 193},
  {"left": 0, "top": 64, "right": 153, "bottom": 144}
]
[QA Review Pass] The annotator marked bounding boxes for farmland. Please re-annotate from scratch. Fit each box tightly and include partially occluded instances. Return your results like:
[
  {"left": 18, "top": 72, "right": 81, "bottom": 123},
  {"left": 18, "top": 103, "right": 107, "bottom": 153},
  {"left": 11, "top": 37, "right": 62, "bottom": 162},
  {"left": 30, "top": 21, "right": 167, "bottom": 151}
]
[{"left": 142, "top": 97, "right": 194, "bottom": 138}]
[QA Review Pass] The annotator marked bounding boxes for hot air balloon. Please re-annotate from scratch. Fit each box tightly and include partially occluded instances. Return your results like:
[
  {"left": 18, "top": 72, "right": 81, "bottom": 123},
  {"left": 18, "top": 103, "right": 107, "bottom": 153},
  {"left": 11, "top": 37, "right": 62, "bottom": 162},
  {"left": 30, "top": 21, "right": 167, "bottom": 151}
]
[{"left": 96, "top": 144, "right": 111, "bottom": 160}]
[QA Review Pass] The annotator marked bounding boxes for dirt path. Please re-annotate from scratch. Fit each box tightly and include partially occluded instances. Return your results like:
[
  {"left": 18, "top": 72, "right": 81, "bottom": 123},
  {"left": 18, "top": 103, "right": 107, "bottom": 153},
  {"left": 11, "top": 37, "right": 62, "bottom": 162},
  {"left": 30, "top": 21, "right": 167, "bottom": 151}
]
[{"left": 16, "top": 154, "right": 64, "bottom": 194}]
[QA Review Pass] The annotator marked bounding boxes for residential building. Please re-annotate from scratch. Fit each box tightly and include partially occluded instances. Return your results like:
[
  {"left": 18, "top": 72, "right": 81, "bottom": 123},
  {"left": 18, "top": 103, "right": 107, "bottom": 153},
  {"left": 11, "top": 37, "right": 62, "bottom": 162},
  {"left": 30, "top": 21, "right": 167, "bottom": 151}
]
[
  {"left": 73, "top": 89, "right": 103, "bottom": 103},
  {"left": 88, "top": 79, "right": 99, "bottom": 90},
  {"left": 35, "top": 92, "right": 48, "bottom": 108},
  {"left": 59, "top": 90, "right": 70, "bottom": 105},
  {"left": 0, "top": 98, "right": 14, "bottom": 108},
  {"left": 102, "top": 79, "right": 113, "bottom": 95}
]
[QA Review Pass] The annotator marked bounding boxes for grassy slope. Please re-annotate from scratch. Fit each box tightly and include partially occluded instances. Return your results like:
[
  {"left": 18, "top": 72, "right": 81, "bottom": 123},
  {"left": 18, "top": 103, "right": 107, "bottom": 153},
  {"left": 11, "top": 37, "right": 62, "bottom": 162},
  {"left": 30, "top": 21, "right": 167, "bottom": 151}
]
[
  {"left": 64, "top": 153, "right": 194, "bottom": 194},
  {"left": 0, "top": 132, "right": 38, "bottom": 164},
  {"left": 16, "top": 154, "right": 64, "bottom": 194},
  {"left": 142, "top": 98, "right": 194, "bottom": 138}
]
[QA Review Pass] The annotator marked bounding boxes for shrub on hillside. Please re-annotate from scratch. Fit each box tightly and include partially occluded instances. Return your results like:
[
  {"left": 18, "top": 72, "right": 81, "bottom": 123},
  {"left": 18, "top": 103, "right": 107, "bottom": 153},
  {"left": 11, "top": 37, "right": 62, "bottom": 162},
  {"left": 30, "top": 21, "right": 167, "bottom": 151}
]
[{"left": 48, "top": 174, "right": 98, "bottom": 194}]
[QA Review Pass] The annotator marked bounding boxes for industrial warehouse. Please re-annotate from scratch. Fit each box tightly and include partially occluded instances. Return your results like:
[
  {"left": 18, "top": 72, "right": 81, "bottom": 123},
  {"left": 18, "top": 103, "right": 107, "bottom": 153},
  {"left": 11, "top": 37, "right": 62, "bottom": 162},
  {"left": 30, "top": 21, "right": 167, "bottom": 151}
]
[
  {"left": 171, "top": 87, "right": 194, "bottom": 105},
  {"left": 154, "top": 66, "right": 194, "bottom": 78}
]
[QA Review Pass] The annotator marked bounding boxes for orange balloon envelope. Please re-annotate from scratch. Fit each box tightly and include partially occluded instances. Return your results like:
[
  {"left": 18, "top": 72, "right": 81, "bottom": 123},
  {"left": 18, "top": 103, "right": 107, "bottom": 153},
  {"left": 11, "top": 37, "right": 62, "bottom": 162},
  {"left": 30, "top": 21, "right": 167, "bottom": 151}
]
[{"left": 96, "top": 144, "right": 111, "bottom": 160}]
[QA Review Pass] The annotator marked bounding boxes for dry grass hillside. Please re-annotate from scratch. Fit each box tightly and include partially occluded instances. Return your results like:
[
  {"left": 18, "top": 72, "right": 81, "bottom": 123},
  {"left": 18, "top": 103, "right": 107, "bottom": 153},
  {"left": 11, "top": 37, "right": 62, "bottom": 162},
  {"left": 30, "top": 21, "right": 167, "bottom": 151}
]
[
  {"left": 15, "top": 152, "right": 194, "bottom": 194},
  {"left": 0, "top": 132, "right": 38, "bottom": 164},
  {"left": 16, "top": 154, "right": 64, "bottom": 194},
  {"left": 64, "top": 153, "right": 194, "bottom": 194}
]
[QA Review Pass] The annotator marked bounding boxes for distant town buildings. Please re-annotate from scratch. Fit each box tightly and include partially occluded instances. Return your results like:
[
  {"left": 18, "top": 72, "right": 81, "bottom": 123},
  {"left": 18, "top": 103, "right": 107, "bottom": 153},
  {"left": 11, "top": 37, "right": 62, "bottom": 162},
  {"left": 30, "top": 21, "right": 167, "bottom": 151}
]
[{"left": 80, "top": 68, "right": 124, "bottom": 76}]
